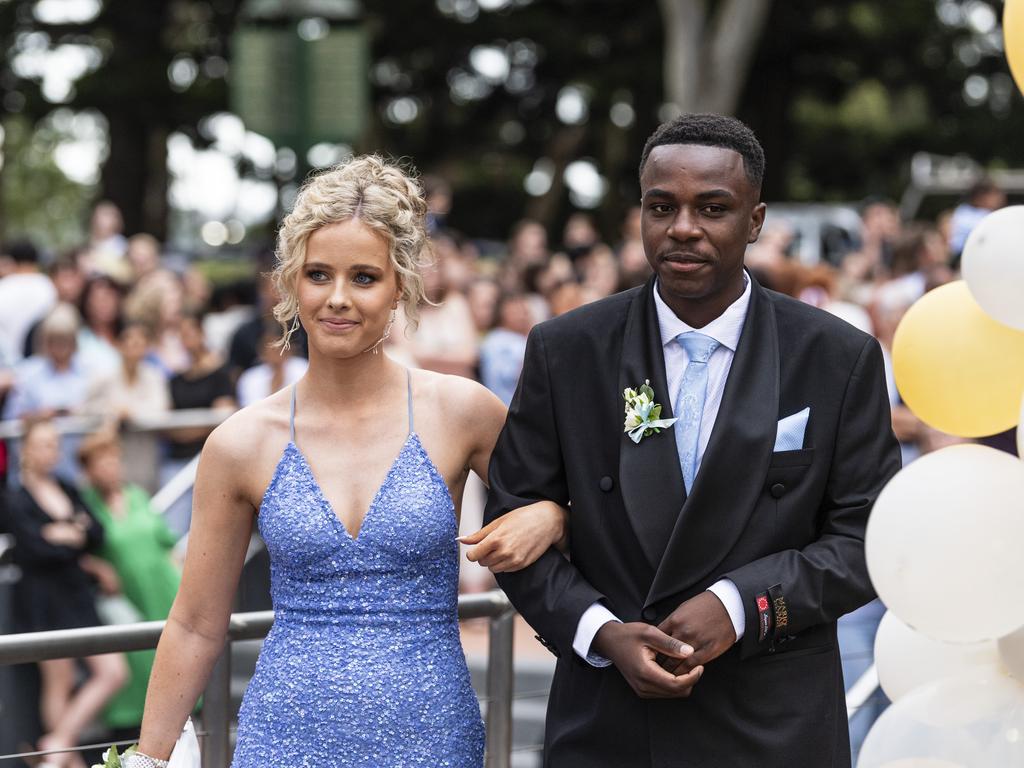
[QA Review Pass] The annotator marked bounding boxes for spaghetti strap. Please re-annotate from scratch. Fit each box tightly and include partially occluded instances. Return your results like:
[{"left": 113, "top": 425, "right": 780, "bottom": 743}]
[
  {"left": 406, "top": 369, "right": 414, "bottom": 434},
  {"left": 289, "top": 385, "right": 297, "bottom": 443}
]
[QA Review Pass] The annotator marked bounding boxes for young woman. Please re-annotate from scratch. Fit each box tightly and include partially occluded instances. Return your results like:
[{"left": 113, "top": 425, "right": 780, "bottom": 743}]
[
  {"left": 2, "top": 419, "right": 127, "bottom": 768},
  {"left": 128, "top": 156, "right": 566, "bottom": 768},
  {"left": 85, "top": 321, "right": 170, "bottom": 492},
  {"left": 77, "top": 275, "right": 124, "bottom": 374},
  {"left": 160, "top": 311, "right": 237, "bottom": 534}
]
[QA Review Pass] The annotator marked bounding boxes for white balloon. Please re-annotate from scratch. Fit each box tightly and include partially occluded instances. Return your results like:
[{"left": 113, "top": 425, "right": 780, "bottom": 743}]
[
  {"left": 962, "top": 205, "right": 1024, "bottom": 330},
  {"left": 875, "top": 611, "right": 999, "bottom": 702},
  {"left": 999, "top": 625, "right": 1024, "bottom": 682},
  {"left": 866, "top": 444, "right": 1024, "bottom": 642},
  {"left": 858, "top": 672, "right": 1024, "bottom": 768}
]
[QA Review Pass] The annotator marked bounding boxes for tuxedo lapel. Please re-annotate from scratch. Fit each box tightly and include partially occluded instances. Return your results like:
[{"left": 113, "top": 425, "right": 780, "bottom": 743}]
[
  {"left": 618, "top": 277, "right": 687, "bottom": 569},
  {"left": 645, "top": 279, "right": 780, "bottom": 608}
]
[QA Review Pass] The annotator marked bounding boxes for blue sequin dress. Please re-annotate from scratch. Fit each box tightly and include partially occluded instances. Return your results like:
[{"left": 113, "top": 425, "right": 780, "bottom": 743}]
[{"left": 232, "top": 374, "right": 485, "bottom": 767}]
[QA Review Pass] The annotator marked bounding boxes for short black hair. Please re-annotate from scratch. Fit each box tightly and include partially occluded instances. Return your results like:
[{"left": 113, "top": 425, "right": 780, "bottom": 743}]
[
  {"left": 968, "top": 177, "right": 1001, "bottom": 203},
  {"left": 639, "top": 113, "right": 765, "bottom": 190},
  {"left": 858, "top": 195, "right": 897, "bottom": 215},
  {"left": 5, "top": 239, "right": 40, "bottom": 264}
]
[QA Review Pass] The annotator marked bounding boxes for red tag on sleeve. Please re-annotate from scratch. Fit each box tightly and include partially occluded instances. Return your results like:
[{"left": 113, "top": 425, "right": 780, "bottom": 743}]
[{"left": 756, "top": 592, "right": 772, "bottom": 642}]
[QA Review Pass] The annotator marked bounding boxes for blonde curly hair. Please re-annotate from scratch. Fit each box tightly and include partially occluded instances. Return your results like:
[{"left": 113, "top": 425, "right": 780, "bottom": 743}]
[{"left": 272, "top": 155, "right": 432, "bottom": 348}]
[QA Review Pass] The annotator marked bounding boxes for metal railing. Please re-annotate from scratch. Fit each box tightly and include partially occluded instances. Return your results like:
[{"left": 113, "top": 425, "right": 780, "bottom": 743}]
[
  {"left": 0, "top": 409, "right": 232, "bottom": 441},
  {"left": 0, "top": 590, "right": 516, "bottom": 768},
  {"left": 845, "top": 663, "right": 881, "bottom": 720}
]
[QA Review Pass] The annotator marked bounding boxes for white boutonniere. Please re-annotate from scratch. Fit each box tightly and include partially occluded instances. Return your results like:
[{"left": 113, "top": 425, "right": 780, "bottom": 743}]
[{"left": 623, "top": 380, "right": 677, "bottom": 444}]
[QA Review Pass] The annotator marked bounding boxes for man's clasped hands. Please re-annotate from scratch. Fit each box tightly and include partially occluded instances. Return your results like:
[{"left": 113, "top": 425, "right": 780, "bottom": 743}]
[{"left": 593, "top": 592, "right": 738, "bottom": 699}]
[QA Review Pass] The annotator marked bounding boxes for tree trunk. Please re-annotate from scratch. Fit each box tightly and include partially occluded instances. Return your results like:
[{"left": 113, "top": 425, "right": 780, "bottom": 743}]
[
  {"left": 523, "top": 125, "right": 587, "bottom": 227},
  {"left": 658, "top": 0, "right": 772, "bottom": 116},
  {"left": 89, "top": 0, "right": 175, "bottom": 240},
  {"left": 657, "top": 0, "right": 706, "bottom": 117},
  {"left": 144, "top": 125, "right": 170, "bottom": 239},
  {"left": 0, "top": 120, "right": 6, "bottom": 243},
  {"left": 101, "top": 113, "right": 169, "bottom": 239},
  {"left": 698, "top": 0, "right": 773, "bottom": 115}
]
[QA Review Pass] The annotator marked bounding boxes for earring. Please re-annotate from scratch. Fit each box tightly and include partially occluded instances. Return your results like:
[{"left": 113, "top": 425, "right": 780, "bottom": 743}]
[
  {"left": 283, "top": 314, "right": 300, "bottom": 351},
  {"left": 367, "top": 310, "right": 396, "bottom": 356}
]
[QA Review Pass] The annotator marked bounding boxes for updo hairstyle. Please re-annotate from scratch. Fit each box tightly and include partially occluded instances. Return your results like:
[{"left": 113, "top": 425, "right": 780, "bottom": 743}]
[{"left": 272, "top": 155, "right": 432, "bottom": 348}]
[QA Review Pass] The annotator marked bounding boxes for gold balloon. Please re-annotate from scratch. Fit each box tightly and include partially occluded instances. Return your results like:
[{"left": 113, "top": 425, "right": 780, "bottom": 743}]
[
  {"left": 1007, "top": 0, "right": 1024, "bottom": 97},
  {"left": 893, "top": 281, "right": 1024, "bottom": 437}
]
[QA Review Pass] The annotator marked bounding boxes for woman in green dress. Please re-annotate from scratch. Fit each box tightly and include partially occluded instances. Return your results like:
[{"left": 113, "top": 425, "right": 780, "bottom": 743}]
[{"left": 77, "top": 431, "right": 181, "bottom": 740}]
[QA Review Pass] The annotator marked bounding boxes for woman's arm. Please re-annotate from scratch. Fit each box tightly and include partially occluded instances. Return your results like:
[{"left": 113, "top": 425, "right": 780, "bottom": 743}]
[
  {"left": 79, "top": 553, "right": 121, "bottom": 595},
  {"left": 460, "top": 381, "right": 570, "bottom": 572},
  {"left": 4, "top": 491, "right": 82, "bottom": 564},
  {"left": 134, "top": 420, "right": 256, "bottom": 760},
  {"left": 460, "top": 500, "right": 569, "bottom": 572},
  {"left": 65, "top": 483, "right": 104, "bottom": 552}
]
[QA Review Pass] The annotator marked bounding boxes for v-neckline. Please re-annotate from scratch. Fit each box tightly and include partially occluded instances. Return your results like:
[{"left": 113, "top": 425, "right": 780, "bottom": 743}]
[{"left": 290, "top": 434, "right": 416, "bottom": 543}]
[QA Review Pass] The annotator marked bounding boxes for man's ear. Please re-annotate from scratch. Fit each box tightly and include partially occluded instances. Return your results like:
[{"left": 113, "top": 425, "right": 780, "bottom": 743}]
[{"left": 748, "top": 202, "right": 767, "bottom": 244}]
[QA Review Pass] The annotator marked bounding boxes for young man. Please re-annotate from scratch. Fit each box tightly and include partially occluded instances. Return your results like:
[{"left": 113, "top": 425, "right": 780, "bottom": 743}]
[{"left": 485, "top": 113, "right": 900, "bottom": 767}]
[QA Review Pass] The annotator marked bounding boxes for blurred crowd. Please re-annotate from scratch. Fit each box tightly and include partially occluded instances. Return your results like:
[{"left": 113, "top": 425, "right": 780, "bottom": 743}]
[
  {"left": 3, "top": 178, "right": 1012, "bottom": 491},
  {"left": 0, "top": 174, "right": 1015, "bottom": 764},
  {"left": 745, "top": 178, "right": 1014, "bottom": 463}
]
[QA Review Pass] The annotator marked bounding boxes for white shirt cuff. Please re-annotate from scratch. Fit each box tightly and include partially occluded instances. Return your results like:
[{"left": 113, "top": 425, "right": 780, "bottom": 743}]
[
  {"left": 572, "top": 602, "right": 621, "bottom": 667},
  {"left": 707, "top": 579, "right": 745, "bottom": 642}
]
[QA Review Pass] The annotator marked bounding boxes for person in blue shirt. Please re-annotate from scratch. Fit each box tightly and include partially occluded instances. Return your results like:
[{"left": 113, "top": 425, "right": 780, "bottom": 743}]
[
  {"left": 479, "top": 291, "right": 534, "bottom": 406},
  {"left": 4, "top": 303, "right": 92, "bottom": 481}
]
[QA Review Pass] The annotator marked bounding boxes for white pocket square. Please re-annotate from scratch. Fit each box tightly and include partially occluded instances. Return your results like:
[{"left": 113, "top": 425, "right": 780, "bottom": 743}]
[{"left": 774, "top": 407, "right": 809, "bottom": 452}]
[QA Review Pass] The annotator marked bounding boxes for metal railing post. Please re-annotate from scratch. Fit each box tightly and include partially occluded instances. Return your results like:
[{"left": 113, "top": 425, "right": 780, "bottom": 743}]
[
  {"left": 485, "top": 604, "right": 515, "bottom": 768},
  {"left": 201, "top": 643, "right": 232, "bottom": 768}
]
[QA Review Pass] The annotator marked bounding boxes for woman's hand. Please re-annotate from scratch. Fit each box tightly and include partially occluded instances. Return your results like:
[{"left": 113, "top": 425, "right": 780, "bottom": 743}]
[
  {"left": 459, "top": 501, "right": 569, "bottom": 573},
  {"left": 80, "top": 554, "right": 122, "bottom": 595}
]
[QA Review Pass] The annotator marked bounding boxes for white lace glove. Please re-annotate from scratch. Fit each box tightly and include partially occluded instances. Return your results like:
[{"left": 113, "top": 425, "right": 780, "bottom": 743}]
[{"left": 122, "top": 753, "right": 169, "bottom": 768}]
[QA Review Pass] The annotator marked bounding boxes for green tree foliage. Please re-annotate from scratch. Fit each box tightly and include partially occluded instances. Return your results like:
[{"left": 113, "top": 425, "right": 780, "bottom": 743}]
[
  {"left": 0, "top": 113, "right": 96, "bottom": 249},
  {"left": 1, "top": 0, "right": 242, "bottom": 241},
  {"left": 1, "top": 0, "right": 1022, "bottom": 248},
  {"left": 741, "top": 0, "right": 1024, "bottom": 203},
  {"left": 361, "top": 0, "right": 664, "bottom": 241}
]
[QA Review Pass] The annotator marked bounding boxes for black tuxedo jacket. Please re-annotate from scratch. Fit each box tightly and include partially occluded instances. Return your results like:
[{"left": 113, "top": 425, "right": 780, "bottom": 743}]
[{"left": 484, "top": 275, "right": 901, "bottom": 768}]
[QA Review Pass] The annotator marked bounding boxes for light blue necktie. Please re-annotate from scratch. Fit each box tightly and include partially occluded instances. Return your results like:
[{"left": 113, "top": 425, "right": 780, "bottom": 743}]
[{"left": 674, "top": 332, "right": 720, "bottom": 493}]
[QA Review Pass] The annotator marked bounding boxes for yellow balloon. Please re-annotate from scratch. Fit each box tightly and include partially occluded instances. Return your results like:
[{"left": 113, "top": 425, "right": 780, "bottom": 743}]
[
  {"left": 893, "top": 281, "right": 1024, "bottom": 437},
  {"left": 1007, "top": 0, "right": 1024, "bottom": 97}
]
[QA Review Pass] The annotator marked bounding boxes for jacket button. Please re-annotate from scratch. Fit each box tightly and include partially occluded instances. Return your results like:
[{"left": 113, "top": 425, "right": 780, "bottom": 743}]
[
  {"left": 642, "top": 607, "right": 657, "bottom": 622},
  {"left": 770, "top": 483, "right": 786, "bottom": 498},
  {"left": 599, "top": 476, "right": 614, "bottom": 492}
]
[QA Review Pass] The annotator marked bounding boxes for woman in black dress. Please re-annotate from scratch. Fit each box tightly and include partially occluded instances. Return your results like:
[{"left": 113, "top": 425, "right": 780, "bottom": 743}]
[
  {"left": 159, "top": 310, "right": 237, "bottom": 535},
  {"left": 4, "top": 418, "right": 127, "bottom": 767}
]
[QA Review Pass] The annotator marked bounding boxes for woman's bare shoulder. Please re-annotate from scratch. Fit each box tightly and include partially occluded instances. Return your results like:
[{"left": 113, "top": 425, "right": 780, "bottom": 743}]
[
  {"left": 202, "top": 389, "right": 292, "bottom": 469},
  {"left": 412, "top": 369, "right": 505, "bottom": 438},
  {"left": 413, "top": 369, "right": 499, "bottom": 412}
]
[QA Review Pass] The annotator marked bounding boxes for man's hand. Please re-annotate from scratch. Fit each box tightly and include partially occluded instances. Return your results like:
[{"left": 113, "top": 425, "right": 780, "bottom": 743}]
[
  {"left": 592, "top": 621, "right": 704, "bottom": 699},
  {"left": 657, "top": 591, "right": 736, "bottom": 674}
]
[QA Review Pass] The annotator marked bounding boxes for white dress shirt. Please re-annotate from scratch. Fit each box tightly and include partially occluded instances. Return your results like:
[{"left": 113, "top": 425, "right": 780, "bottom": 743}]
[{"left": 572, "top": 275, "right": 751, "bottom": 666}]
